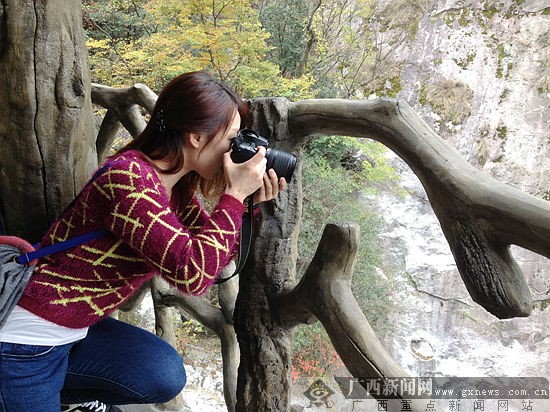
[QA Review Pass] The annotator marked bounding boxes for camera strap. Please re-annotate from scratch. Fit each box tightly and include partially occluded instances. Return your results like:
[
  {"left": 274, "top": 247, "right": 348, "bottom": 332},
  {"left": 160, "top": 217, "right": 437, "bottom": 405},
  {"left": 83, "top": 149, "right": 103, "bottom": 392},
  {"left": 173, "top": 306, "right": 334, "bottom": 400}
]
[{"left": 214, "top": 195, "right": 254, "bottom": 284}]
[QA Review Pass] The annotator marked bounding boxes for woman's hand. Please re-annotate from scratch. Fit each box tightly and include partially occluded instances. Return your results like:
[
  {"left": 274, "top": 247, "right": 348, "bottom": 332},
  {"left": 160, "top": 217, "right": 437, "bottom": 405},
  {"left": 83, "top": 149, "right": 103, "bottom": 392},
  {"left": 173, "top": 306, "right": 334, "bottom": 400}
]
[
  {"left": 223, "top": 147, "right": 267, "bottom": 203},
  {"left": 253, "top": 168, "right": 287, "bottom": 205}
]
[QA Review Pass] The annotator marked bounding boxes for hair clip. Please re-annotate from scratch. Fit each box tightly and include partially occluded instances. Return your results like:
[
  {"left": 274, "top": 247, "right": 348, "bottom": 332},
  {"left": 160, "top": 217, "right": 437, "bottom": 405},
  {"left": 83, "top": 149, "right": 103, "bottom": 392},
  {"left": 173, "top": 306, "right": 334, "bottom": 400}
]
[{"left": 155, "top": 107, "right": 167, "bottom": 132}]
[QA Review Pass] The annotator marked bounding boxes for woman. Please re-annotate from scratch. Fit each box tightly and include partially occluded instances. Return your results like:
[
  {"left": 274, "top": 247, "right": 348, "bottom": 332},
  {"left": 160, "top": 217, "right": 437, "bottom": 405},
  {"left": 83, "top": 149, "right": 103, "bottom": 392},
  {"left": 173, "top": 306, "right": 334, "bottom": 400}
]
[{"left": 0, "top": 71, "right": 286, "bottom": 411}]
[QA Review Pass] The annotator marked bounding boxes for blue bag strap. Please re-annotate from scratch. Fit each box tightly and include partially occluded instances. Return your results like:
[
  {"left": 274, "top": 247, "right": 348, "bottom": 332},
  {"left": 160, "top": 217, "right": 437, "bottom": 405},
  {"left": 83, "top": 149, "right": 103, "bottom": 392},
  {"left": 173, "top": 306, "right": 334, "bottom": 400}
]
[
  {"left": 15, "top": 160, "right": 119, "bottom": 265},
  {"left": 16, "top": 229, "right": 110, "bottom": 264}
]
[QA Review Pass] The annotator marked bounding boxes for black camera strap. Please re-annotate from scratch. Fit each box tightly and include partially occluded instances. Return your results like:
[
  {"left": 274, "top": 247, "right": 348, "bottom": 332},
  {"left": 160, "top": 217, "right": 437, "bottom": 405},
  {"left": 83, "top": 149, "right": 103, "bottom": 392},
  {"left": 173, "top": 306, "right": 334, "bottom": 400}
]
[{"left": 214, "top": 195, "right": 254, "bottom": 284}]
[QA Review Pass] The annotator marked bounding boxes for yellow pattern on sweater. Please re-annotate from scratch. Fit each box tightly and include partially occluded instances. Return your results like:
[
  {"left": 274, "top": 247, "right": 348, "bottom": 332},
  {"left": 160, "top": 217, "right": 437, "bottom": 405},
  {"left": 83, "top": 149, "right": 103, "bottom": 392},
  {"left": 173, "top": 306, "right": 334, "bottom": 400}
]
[{"left": 18, "top": 151, "right": 244, "bottom": 328}]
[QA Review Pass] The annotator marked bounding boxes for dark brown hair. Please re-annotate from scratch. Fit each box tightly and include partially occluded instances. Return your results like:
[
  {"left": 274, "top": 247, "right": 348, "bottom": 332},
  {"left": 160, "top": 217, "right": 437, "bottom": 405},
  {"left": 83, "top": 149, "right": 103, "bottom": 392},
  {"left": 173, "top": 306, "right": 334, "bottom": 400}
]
[{"left": 119, "top": 71, "right": 249, "bottom": 206}]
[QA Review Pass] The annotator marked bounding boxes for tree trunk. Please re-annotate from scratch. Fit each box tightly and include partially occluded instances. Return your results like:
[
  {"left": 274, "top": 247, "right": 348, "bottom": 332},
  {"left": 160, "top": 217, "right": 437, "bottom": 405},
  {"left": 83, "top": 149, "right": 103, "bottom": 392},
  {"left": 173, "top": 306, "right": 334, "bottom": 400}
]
[
  {"left": 234, "top": 98, "right": 303, "bottom": 411},
  {"left": 0, "top": 0, "right": 96, "bottom": 242}
]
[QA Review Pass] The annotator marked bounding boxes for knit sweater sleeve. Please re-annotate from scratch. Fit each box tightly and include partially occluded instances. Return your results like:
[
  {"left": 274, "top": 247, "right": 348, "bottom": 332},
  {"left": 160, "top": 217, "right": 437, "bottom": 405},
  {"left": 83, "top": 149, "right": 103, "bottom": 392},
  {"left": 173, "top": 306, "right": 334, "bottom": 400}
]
[
  {"left": 94, "top": 155, "right": 244, "bottom": 295},
  {"left": 175, "top": 194, "right": 213, "bottom": 235},
  {"left": 176, "top": 194, "right": 242, "bottom": 259}
]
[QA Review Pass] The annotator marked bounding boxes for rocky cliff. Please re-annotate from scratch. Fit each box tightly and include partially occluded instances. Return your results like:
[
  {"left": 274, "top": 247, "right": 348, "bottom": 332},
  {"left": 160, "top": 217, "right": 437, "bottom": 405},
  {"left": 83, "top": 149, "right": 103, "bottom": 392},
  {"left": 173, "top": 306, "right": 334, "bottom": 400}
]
[{"left": 376, "top": 0, "right": 550, "bottom": 379}]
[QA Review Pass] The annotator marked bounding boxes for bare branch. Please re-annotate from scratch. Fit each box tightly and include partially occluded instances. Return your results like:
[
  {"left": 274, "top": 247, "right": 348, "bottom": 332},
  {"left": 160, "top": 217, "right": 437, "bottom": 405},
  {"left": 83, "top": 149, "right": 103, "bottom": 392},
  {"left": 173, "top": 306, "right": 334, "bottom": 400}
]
[
  {"left": 95, "top": 110, "right": 122, "bottom": 162},
  {"left": 91, "top": 83, "right": 157, "bottom": 160},
  {"left": 288, "top": 98, "right": 550, "bottom": 318},
  {"left": 275, "top": 223, "right": 437, "bottom": 412},
  {"left": 155, "top": 264, "right": 240, "bottom": 412}
]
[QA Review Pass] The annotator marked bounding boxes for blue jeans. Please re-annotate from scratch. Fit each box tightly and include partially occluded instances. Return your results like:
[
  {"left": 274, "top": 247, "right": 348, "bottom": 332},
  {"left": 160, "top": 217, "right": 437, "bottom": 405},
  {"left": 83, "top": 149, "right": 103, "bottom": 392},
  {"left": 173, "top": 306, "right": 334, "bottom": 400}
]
[{"left": 0, "top": 317, "right": 186, "bottom": 412}]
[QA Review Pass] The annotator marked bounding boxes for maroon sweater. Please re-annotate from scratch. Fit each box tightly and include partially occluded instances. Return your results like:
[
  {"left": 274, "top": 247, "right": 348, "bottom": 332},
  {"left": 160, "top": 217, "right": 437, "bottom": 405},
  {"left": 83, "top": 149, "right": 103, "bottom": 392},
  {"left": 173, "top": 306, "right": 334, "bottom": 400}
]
[{"left": 18, "top": 150, "right": 244, "bottom": 328}]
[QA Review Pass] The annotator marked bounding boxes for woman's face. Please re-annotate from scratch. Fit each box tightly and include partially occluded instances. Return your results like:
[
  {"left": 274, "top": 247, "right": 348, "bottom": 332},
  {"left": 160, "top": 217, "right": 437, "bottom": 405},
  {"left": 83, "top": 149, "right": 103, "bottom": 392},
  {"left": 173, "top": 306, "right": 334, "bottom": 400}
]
[{"left": 193, "top": 110, "right": 241, "bottom": 180}]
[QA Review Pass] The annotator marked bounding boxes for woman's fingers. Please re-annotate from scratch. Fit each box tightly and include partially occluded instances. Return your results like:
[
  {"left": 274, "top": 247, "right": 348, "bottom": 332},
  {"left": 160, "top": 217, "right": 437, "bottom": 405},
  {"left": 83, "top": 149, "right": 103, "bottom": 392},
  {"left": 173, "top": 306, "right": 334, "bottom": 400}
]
[
  {"left": 254, "top": 169, "right": 287, "bottom": 204},
  {"left": 223, "top": 147, "right": 267, "bottom": 202},
  {"left": 278, "top": 176, "right": 287, "bottom": 193}
]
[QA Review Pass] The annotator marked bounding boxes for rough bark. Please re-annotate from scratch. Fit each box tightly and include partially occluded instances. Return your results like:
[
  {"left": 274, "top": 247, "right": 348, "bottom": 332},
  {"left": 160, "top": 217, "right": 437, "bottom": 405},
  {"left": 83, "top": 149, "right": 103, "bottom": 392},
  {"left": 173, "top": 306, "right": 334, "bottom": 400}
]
[
  {"left": 0, "top": 0, "right": 96, "bottom": 242},
  {"left": 234, "top": 98, "right": 303, "bottom": 411}
]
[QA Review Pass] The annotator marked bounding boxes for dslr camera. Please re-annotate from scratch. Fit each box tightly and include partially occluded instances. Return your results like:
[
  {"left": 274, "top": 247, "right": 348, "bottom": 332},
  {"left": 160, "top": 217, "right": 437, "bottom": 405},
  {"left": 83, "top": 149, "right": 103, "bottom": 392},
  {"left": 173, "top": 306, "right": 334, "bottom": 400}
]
[{"left": 230, "top": 129, "right": 296, "bottom": 182}]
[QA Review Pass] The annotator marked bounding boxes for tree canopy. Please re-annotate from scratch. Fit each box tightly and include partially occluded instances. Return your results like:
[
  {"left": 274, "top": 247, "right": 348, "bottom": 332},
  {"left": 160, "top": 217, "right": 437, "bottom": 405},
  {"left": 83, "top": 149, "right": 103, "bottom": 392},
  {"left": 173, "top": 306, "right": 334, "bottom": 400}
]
[
  {"left": 84, "top": 0, "right": 313, "bottom": 97},
  {"left": 83, "top": 0, "right": 424, "bottom": 99}
]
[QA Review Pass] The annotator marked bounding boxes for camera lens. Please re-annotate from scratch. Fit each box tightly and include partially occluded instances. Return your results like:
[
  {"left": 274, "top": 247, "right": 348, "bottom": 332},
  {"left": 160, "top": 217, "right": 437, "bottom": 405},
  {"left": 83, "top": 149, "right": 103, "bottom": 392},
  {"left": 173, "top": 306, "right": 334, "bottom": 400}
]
[
  {"left": 266, "top": 149, "right": 297, "bottom": 182},
  {"left": 230, "top": 129, "right": 297, "bottom": 182}
]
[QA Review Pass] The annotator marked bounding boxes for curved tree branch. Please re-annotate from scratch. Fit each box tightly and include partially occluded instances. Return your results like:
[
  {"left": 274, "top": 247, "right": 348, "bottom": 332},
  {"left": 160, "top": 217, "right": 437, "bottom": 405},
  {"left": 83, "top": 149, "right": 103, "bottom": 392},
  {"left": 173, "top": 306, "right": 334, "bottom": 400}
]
[
  {"left": 91, "top": 83, "right": 157, "bottom": 161},
  {"left": 276, "top": 224, "right": 402, "bottom": 377},
  {"left": 288, "top": 98, "right": 550, "bottom": 318},
  {"left": 275, "top": 223, "right": 438, "bottom": 412}
]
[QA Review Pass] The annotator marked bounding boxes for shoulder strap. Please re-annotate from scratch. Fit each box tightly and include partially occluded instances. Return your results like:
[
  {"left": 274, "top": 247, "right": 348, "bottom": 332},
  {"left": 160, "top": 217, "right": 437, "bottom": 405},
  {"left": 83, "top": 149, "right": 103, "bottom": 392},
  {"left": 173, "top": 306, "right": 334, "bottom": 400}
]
[
  {"left": 15, "top": 160, "right": 118, "bottom": 265},
  {"left": 16, "top": 229, "right": 109, "bottom": 265}
]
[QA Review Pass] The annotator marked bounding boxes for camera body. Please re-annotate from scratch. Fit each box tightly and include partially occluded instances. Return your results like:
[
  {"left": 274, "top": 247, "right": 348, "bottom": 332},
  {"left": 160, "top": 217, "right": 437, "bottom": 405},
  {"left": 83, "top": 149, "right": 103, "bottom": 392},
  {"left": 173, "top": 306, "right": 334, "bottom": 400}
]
[{"left": 230, "top": 129, "right": 296, "bottom": 182}]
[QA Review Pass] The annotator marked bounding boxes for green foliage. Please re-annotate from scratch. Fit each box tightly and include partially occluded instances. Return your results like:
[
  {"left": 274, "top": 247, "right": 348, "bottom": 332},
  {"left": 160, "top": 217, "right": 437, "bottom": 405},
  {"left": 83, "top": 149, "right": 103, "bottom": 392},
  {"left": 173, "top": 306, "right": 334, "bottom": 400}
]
[
  {"left": 499, "top": 87, "right": 511, "bottom": 102},
  {"left": 83, "top": 0, "right": 152, "bottom": 87},
  {"left": 299, "top": 136, "right": 399, "bottom": 317},
  {"left": 258, "top": 0, "right": 310, "bottom": 77},
  {"left": 481, "top": 1, "right": 503, "bottom": 20},
  {"left": 292, "top": 135, "right": 400, "bottom": 376},
  {"left": 496, "top": 43, "right": 513, "bottom": 79},
  {"left": 175, "top": 319, "right": 205, "bottom": 355},
  {"left": 83, "top": 0, "right": 150, "bottom": 40},
  {"left": 304, "top": 135, "right": 401, "bottom": 194},
  {"left": 496, "top": 124, "right": 508, "bottom": 139},
  {"left": 453, "top": 52, "right": 476, "bottom": 70}
]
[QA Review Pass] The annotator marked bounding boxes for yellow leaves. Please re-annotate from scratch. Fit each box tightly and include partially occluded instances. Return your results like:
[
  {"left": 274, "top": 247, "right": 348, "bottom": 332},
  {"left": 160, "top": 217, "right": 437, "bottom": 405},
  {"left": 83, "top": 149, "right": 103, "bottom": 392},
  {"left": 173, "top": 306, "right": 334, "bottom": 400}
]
[
  {"left": 84, "top": 0, "right": 314, "bottom": 98},
  {"left": 144, "top": 0, "right": 192, "bottom": 25},
  {"left": 271, "top": 73, "right": 316, "bottom": 100},
  {"left": 86, "top": 38, "right": 110, "bottom": 51},
  {"left": 139, "top": 0, "right": 280, "bottom": 93}
]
